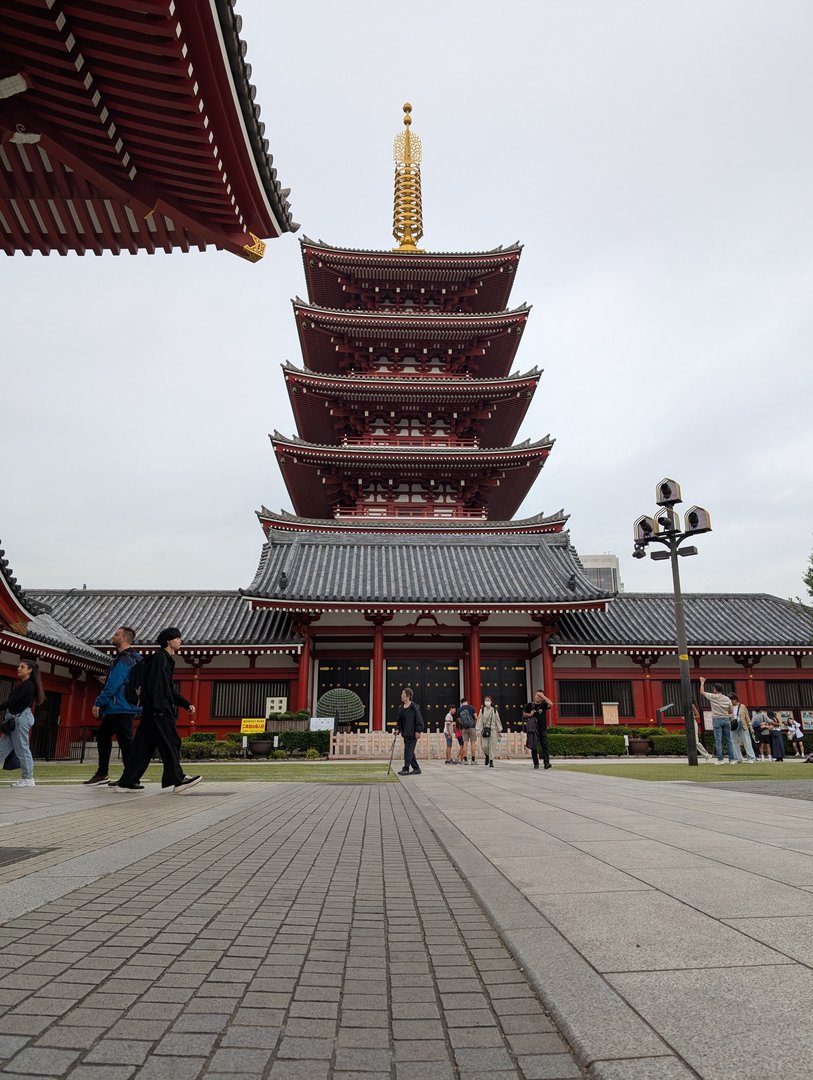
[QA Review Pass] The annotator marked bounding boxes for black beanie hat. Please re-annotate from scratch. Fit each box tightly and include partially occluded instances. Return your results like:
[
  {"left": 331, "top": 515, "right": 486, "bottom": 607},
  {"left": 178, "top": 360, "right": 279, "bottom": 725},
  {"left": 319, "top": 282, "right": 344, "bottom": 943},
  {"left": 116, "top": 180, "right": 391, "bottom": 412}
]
[{"left": 157, "top": 626, "right": 182, "bottom": 648}]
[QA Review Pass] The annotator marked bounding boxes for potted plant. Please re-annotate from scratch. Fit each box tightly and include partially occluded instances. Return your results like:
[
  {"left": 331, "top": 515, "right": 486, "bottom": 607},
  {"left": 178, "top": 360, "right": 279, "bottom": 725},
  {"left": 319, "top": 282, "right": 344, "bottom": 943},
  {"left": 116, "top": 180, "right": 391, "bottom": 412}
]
[{"left": 247, "top": 733, "right": 274, "bottom": 758}]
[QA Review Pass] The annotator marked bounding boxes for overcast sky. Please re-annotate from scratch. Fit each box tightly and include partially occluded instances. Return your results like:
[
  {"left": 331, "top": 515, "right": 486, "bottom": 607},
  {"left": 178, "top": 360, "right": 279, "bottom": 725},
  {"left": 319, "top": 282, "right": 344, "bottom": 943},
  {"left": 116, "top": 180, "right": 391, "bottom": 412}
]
[{"left": 3, "top": 0, "right": 812, "bottom": 600}]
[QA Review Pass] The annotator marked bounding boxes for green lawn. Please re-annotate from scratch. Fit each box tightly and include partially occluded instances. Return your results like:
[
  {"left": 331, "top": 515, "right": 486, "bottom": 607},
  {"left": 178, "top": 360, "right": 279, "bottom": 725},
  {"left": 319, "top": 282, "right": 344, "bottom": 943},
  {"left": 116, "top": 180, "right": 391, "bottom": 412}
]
[
  {"left": 560, "top": 761, "right": 813, "bottom": 782},
  {"left": 12, "top": 762, "right": 398, "bottom": 785}
]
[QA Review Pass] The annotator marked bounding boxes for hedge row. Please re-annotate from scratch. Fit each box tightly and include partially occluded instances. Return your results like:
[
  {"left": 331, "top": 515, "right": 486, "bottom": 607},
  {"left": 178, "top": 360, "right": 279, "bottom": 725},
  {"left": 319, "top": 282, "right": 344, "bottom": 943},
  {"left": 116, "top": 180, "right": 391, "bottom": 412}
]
[{"left": 547, "top": 734, "right": 626, "bottom": 757}]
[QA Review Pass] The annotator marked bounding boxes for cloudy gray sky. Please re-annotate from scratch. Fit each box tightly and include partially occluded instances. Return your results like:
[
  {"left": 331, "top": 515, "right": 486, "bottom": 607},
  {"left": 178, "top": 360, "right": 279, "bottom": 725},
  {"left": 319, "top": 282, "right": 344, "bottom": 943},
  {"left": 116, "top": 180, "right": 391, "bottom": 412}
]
[{"left": 3, "top": 0, "right": 812, "bottom": 600}]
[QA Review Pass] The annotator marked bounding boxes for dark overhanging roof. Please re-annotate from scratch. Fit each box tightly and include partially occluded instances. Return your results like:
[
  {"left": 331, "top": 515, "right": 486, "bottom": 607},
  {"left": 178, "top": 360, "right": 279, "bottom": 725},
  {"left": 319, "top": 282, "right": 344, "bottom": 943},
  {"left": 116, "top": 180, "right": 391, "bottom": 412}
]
[
  {"left": 243, "top": 530, "right": 611, "bottom": 610},
  {"left": 552, "top": 593, "right": 813, "bottom": 653},
  {"left": 32, "top": 591, "right": 300, "bottom": 653}
]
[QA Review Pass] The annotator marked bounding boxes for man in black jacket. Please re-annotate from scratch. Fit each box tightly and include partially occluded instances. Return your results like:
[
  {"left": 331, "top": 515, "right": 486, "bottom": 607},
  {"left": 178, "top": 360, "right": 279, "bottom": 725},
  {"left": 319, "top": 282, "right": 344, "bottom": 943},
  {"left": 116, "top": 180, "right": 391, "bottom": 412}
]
[
  {"left": 396, "top": 686, "right": 424, "bottom": 776},
  {"left": 111, "top": 627, "right": 201, "bottom": 794}
]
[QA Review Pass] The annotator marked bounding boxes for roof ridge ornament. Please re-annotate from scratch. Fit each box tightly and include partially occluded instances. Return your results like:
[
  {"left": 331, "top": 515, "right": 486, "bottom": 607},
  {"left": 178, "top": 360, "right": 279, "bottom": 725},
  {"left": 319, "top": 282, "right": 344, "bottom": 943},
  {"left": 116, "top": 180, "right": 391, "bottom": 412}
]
[{"left": 392, "top": 103, "right": 424, "bottom": 253}]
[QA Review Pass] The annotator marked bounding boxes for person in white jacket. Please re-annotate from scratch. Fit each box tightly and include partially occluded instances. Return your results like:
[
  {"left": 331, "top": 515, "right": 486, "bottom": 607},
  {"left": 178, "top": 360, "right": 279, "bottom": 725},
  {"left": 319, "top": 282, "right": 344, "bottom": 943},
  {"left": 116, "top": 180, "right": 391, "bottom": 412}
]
[{"left": 477, "top": 697, "right": 503, "bottom": 768}]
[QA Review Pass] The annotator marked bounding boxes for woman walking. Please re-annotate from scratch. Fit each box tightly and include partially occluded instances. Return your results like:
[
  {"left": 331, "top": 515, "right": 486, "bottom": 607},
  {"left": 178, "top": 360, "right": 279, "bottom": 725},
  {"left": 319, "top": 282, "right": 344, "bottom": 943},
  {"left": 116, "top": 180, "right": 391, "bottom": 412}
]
[
  {"left": 477, "top": 696, "right": 502, "bottom": 767},
  {"left": 0, "top": 657, "right": 46, "bottom": 788}
]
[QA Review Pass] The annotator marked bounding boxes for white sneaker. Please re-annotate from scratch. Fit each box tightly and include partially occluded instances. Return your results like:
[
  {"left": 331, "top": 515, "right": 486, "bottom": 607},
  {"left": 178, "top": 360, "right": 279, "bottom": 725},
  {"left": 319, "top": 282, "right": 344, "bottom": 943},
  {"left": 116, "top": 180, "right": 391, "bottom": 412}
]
[
  {"left": 11, "top": 778, "right": 35, "bottom": 788},
  {"left": 711, "top": 759, "right": 721, "bottom": 765}
]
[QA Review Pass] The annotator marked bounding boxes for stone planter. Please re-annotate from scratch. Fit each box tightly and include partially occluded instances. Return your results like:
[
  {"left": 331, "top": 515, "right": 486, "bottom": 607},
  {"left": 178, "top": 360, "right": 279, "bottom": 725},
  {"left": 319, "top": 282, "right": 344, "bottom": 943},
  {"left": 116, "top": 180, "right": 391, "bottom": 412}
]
[
  {"left": 628, "top": 738, "right": 651, "bottom": 756},
  {"left": 248, "top": 739, "right": 273, "bottom": 758}
]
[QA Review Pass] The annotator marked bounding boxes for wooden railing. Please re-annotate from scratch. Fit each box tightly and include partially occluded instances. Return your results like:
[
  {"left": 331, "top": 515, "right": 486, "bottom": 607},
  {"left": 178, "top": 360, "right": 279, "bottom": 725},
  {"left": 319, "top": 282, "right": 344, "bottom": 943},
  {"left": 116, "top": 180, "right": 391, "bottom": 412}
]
[
  {"left": 341, "top": 435, "right": 479, "bottom": 448},
  {"left": 333, "top": 506, "right": 487, "bottom": 520},
  {"left": 330, "top": 730, "right": 533, "bottom": 761}
]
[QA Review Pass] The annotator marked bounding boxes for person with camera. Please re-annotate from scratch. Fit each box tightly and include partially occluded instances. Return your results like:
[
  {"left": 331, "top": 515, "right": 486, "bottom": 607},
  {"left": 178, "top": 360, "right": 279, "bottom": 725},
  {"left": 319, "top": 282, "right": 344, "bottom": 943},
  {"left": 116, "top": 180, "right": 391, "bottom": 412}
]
[
  {"left": 0, "top": 657, "right": 46, "bottom": 788},
  {"left": 699, "top": 676, "right": 740, "bottom": 764},
  {"left": 523, "top": 689, "right": 554, "bottom": 769}
]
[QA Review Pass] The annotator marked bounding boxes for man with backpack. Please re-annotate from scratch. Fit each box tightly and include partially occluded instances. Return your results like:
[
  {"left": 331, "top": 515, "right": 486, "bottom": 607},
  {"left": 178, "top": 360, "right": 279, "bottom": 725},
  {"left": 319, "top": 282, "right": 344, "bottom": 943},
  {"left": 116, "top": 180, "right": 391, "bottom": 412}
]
[
  {"left": 84, "top": 626, "right": 140, "bottom": 786},
  {"left": 458, "top": 696, "right": 477, "bottom": 764},
  {"left": 111, "top": 626, "right": 201, "bottom": 793}
]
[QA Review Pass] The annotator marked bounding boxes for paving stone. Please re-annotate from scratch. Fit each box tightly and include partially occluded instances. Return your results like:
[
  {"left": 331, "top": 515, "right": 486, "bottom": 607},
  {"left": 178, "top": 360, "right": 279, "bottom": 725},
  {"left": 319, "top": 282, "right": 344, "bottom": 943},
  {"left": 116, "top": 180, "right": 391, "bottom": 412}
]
[
  {"left": 517, "top": 1054, "right": 583, "bottom": 1079},
  {"left": 0, "top": 1034, "right": 29, "bottom": 1057},
  {"left": 67, "top": 1068, "right": 136, "bottom": 1080},
  {"left": 133, "top": 1057, "right": 206, "bottom": 1080},
  {"left": 218, "top": 1027, "right": 280, "bottom": 1049},
  {"left": 5, "top": 1045, "right": 81, "bottom": 1074},
  {"left": 277, "top": 1036, "right": 334, "bottom": 1059},
  {"left": 154, "top": 1032, "right": 219, "bottom": 1056}
]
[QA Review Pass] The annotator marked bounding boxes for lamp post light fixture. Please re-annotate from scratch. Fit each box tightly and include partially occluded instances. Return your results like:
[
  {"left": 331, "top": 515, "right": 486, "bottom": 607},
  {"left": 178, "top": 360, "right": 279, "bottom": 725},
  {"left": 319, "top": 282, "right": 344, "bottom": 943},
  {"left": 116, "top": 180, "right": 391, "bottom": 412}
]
[{"left": 632, "top": 478, "right": 712, "bottom": 767}]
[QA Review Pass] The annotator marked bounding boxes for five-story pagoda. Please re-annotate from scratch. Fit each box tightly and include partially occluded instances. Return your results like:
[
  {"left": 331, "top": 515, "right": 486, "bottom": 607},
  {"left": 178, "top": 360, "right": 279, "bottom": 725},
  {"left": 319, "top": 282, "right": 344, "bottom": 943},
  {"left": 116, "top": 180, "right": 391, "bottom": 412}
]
[{"left": 246, "top": 105, "right": 610, "bottom": 730}]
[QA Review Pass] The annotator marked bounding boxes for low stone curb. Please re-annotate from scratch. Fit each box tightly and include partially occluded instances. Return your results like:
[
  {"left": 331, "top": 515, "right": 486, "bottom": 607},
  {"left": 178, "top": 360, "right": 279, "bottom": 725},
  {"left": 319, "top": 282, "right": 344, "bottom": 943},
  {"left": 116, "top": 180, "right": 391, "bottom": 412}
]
[{"left": 400, "top": 778, "right": 698, "bottom": 1080}]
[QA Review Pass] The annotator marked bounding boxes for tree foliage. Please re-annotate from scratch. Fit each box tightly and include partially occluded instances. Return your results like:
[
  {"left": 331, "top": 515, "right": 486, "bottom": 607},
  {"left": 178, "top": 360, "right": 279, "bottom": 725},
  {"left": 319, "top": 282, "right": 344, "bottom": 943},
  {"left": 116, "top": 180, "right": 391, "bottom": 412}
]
[{"left": 805, "top": 550, "right": 813, "bottom": 601}]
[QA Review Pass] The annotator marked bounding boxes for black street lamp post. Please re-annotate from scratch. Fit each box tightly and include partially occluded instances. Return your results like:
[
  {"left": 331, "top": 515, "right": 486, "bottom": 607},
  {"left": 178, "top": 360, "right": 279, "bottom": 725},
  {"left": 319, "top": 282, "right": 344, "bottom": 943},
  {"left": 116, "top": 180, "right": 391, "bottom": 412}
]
[{"left": 632, "top": 479, "right": 712, "bottom": 767}]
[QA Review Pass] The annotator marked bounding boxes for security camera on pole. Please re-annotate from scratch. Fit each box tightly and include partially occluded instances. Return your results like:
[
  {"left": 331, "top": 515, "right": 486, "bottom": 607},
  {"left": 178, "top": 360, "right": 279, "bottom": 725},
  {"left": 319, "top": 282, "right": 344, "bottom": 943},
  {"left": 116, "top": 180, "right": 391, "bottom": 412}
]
[{"left": 632, "top": 479, "right": 712, "bottom": 767}]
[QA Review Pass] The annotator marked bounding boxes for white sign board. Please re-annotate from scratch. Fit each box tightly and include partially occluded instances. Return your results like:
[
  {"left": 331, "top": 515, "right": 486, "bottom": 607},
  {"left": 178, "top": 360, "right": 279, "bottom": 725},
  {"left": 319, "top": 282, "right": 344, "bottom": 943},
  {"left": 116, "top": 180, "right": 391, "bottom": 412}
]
[
  {"left": 266, "top": 696, "right": 288, "bottom": 717},
  {"left": 310, "top": 717, "right": 334, "bottom": 732}
]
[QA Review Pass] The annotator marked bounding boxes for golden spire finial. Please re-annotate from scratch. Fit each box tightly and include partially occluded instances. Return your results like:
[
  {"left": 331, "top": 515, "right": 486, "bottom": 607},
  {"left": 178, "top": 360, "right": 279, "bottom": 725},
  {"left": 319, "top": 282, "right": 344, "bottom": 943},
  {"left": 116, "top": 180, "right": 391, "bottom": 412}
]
[{"left": 392, "top": 102, "right": 424, "bottom": 253}]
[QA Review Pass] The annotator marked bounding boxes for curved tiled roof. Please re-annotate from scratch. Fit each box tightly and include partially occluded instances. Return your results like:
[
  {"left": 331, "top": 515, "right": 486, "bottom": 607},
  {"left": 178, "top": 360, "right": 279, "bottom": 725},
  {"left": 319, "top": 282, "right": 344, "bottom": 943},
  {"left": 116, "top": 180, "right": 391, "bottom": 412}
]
[
  {"left": 31, "top": 591, "right": 299, "bottom": 651},
  {"left": 244, "top": 530, "right": 610, "bottom": 609},
  {"left": 553, "top": 593, "right": 813, "bottom": 651},
  {"left": 0, "top": 540, "right": 109, "bottom": 666},
  {"left": 300, "top": 238, "right": 522, "bottom": 259},
  {"left": 215, "top": 0, "right": 298, "bottom": 233},
  {"left": 256, "top": 508, "right": 568, "bottom": 534}
]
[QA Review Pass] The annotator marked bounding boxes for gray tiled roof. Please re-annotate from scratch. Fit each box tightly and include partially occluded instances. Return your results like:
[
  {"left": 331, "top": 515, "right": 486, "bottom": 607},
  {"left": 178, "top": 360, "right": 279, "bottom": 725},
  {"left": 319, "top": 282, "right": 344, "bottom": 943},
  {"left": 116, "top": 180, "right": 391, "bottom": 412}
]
[
  {"left": 243, "top": 531, "right": 611, "bottom": 608},
  {"left": 26, "top": 612, "right": 111, "bottom": 667},
  {"left": 0, "top": 540, "right": 109, "bottom": 665},
  {"left": 553, "top": 593, "right": 813, "bottom": 650},
  {"left": 31, "top": 591, "right": 299, "bottom": 651}
]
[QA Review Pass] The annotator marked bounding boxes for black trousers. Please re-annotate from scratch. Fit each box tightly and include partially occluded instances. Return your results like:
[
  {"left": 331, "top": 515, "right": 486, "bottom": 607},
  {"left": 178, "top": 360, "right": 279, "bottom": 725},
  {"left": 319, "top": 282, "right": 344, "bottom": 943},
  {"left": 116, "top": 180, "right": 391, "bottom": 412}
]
[
  {"left": 531, "top": 730, "right": 550, "bottom": 768},
  {"left": 403, "top": 736, "right": 420, "bottom": 772},
  {"left": 96, "top": 713, "right": 134, "bottom": 773},
  {"left": 121, "top": 708, "right": 184, "bottom": 788}
]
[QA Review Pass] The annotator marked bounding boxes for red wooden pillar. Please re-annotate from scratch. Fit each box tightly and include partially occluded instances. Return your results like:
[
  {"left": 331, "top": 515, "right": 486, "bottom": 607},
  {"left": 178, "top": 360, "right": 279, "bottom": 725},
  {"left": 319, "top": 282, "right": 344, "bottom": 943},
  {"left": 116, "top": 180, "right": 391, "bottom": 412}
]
[
  {"left": 295, "top": 626, "right": 312, "bottom": 713},
  {"left": 533, "top": 616, "right": 559, "bottom": 712},
  {"left": 634, "top": 656, "right": 657, "bottom": 722},
  {"left": 372, "top": 619, "right": 384, "bottom": 731},
  {"left": 463, "top": 617, "right": 484, "bottom": 711},
  {"left": 735, "top": 655, "right": 759, "bottom": 707}
]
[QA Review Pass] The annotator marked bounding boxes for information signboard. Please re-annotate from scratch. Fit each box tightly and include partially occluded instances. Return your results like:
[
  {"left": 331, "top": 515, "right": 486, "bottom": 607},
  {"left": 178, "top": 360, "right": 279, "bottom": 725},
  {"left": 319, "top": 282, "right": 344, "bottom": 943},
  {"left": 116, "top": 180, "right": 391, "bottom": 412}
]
[{"left": 241, "top": 718, "right": 267, "bottom": 735}]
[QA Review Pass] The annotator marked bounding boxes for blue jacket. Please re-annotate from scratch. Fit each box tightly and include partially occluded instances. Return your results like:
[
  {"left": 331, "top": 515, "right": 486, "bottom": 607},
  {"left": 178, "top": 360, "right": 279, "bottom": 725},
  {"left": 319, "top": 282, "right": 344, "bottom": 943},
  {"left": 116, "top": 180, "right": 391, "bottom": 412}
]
[{"left": 95, "top": 649, "right": 142, "bottom": 717}]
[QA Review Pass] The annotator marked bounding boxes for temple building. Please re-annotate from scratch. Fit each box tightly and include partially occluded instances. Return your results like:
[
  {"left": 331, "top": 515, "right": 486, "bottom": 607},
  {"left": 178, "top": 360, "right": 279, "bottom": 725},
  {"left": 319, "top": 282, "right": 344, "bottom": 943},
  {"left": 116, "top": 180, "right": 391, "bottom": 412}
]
[{"left": 15, "top": 103, "right": 813, "bottom": 745}]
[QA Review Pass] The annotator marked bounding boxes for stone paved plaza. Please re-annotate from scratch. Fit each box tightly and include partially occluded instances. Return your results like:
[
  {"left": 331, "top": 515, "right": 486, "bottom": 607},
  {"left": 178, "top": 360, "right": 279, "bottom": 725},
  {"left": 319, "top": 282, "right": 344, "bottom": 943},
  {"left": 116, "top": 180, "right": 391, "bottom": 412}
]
[{"left": 0, "top": 782, "right": 582, "bottom": 1080}]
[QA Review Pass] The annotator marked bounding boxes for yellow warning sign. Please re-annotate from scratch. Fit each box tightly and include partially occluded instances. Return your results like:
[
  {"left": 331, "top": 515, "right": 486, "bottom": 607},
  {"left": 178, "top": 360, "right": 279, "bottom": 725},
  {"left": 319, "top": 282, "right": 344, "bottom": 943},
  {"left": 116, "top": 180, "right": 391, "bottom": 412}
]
[{"left": 240, "top": 718, "right": 267, "bottom": 735}]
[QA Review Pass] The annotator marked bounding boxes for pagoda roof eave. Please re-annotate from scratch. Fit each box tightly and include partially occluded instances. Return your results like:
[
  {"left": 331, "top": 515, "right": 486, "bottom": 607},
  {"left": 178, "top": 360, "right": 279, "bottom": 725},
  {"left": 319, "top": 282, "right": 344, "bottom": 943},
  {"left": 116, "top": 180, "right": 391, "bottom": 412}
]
[
  {"left": 282, "top": 361, "right": 542, "bottom": 392},
  {"left": 256, "top": 507, "right": 569, "bottom": 536},
  {"left": 300, "top": 237, "right": 523, "bottom": 261},
  {"left": 293, "top": 299, "right": 531, "bottom": 326},
  {"left": 270, "top": 432, "right": 553, "bottom": 461}
]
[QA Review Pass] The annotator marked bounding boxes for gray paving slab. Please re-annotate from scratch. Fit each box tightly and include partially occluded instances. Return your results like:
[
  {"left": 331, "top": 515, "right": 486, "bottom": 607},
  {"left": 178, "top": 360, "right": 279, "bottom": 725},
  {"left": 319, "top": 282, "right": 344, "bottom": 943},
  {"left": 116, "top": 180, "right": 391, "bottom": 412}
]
[
  {"left": 0, "top": 781, "right": 585, "bottom": 1080},
  {"left": 403, "top": 759, "right": 813, "bottom": 1079}
]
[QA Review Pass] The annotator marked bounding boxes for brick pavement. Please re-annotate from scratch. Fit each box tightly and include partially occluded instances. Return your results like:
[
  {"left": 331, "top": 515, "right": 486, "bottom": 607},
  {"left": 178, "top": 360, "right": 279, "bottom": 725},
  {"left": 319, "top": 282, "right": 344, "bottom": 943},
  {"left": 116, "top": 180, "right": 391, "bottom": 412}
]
[{"left": 0, "top": 784, "right": 584, "bottom": 1079}]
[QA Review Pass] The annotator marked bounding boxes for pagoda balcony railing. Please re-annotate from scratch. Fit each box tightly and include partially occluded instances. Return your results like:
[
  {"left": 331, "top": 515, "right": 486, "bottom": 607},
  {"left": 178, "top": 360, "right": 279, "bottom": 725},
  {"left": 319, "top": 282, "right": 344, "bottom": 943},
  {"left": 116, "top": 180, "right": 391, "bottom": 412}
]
[
  {"left": 341, "top": 434, "right": 479, "bottom": 448},
  {"left": 334, "top": 505, "right": 488, "bottom": 520}
]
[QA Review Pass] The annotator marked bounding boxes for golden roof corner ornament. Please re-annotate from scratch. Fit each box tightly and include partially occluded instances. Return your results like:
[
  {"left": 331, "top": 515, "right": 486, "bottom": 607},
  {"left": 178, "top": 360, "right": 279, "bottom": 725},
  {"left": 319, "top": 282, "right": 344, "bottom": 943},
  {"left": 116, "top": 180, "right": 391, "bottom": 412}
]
[{"left": 392, "top": 102, "right": 424, "bottom": 253}]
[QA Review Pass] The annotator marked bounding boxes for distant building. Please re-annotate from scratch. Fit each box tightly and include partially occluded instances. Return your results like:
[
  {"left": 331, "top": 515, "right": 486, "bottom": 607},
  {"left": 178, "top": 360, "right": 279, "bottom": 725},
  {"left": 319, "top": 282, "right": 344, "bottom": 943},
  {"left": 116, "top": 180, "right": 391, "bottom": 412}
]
[{"left": 580, "top": 556, "right": 624, "bottom": 594}]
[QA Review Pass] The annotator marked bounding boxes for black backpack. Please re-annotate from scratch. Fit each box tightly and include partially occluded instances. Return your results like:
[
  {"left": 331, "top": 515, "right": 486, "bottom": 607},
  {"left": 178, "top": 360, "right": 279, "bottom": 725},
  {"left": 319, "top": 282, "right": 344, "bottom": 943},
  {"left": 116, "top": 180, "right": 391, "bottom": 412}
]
[{"left": 122, "top": 657, "right": 144, "bottom": 707}]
